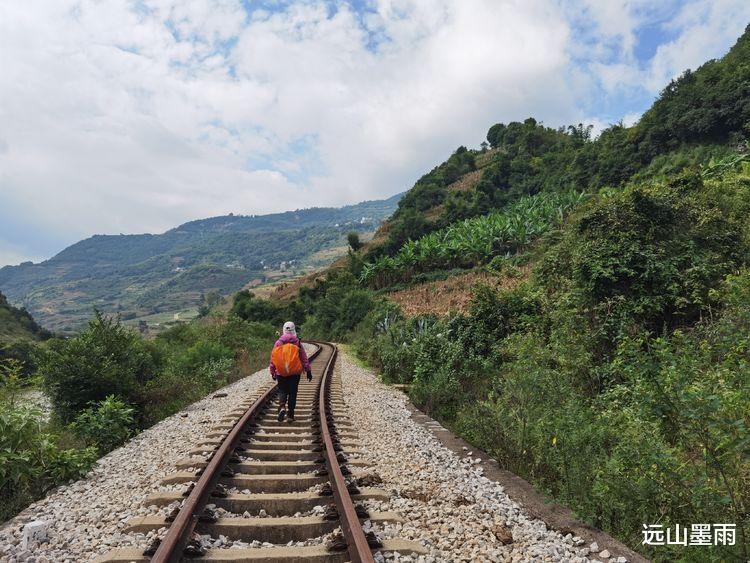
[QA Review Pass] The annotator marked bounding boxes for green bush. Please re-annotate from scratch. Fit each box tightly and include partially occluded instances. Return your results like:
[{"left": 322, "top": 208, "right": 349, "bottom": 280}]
[
  {"left": 231, "top": 291, "right": 285, "bottom": 325},
  {"left": 0, "top": 404, "right": 96, "bottom": 521},
  {"left": 173, "top": 340, "right": 233, "bottom": 375},
  {"left": 1, "top": 304, "right": 276, "bottom": 523},
  {"left": 71, "top": 395, "right": 135, "bottom": 454},
  {"left": 538, "top": 174, "right": 744, "bottom": 347},
  {"left": 39, "top": 311, "right": 160, "bottom": 423},
  {"left": 0, "top": 339, "right": 43, "bottom": 377},
  {"left": 0, "top": 358, "right": 26, "bottom": 408},
  {"left": 300, "top": 272, "right": 375, "bottom": 341}
]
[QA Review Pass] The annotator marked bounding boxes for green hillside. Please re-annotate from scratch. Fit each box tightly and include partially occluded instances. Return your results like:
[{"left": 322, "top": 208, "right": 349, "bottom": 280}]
[
  {"left": 250, "top": 25, "right": 750, "bottom": 562},
  {"left": 0, "top": 290, "right": 49, "bottom": 342},
  {"left": 371, "top": 24, "right": 750, "bottom": 258},
  {"left": 0, "top": 290, "right": 50, "bottom": 375},
  {"left": 0, "top": 194, "right": 400, "bottom": 331}
]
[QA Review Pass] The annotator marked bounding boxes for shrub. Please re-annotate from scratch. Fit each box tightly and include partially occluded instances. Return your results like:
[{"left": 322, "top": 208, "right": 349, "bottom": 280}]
[
  {"left": 173, "top": 340, "right": 233, "bottom": 376},
  {"left": 71, "top": 395, "right": 135, "bottom": 454},
  {"left": 0, "top": 404, "right": 96, "bottom": 521},
  {"left": 39, "top": 312, "right": 160, "bottom": 423},
  {"left": 231, "top": 291, "right": 285, "bottom": 325},
  {"left": 0, "top": 359, "right": 26, "bottom": 408},
  {"left": 538, "top": 175, "right": 744, "bottom": 346},
  {"left": 0, "top": 340, "right": 43, "bottom": 377},
  {"left": 347, "top": 232, "right": 362, "bottom": 252},
  {"left": 301, "top": 274, "right": 375, "bottom": 341}
]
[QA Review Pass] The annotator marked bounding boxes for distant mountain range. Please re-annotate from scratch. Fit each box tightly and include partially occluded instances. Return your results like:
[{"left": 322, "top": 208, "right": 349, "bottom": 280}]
[{"left": 0, "top": 194, "right": 401, "bottom": 331}]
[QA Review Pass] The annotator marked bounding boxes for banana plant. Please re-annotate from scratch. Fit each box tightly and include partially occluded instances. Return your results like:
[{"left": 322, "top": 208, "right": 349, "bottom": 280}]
[{"left": 360, "top": 190, "right": 589, "bottom": 287}]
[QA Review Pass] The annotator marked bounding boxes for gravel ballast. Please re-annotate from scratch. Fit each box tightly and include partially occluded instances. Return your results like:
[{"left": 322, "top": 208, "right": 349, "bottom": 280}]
[
  {"left": 1, "top": 346, "right": 618, "bottom": 562},
  {"left": 338, "top": 351, "right": 608, "bottom": 563}
]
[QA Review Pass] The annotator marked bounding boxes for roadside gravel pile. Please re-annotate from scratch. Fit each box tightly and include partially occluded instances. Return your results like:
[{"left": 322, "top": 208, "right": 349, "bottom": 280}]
[
  {"left": 338, "top": 351, "right": 612, "bottom": 563},
  {"left": 0, "top": 367, "right": 274, "bottom": 563}
]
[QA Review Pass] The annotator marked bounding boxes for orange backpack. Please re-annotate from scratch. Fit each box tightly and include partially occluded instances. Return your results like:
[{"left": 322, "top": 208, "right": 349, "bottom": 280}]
[{"left": 271, "top": 342, "right": 303, "bottom": 377}]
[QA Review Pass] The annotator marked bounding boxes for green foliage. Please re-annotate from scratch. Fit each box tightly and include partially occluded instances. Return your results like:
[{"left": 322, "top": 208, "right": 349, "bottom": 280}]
[
  {"left": 0, "top": 359, "right": 26, "bottom": 408},
  {"left": 231, "top": 291, "right": 286, "bottom": 326},
  {"left": 700, "top": 141, "right": 750, "bottom": 178},
  {"left": 347, "top": 232, "right": 363, "bottom": 252},
  {"left": 71, "top": 395, "right": 135, "bottom": 454},
  {"left": 361, "top": 192, "right": 586, "bottom": 288},
  {"left": 0, "top": 339, "right": 43, "bottom": 378},
  {"left": 0, "top": 290, "right": 51, "bottom": 342},
  {"left": 198, "top": 290, "right": 225, "bottom": 317},
  {"left": 540, "top": 173, "right": 746, "bottom": 349},
  {"left": 141, "top": 316, "right": 274, "bottom": 424},
  {"left": 173, "top": 340, "right": 233, "bottom": 376},
  {"left": 302, "top": 272, "right": 375, "bottom": 341},
  {"left": 36, "top": 306, "right": 275, "bottom": 431},
  {"left": 378, "top": 147, "right": 477, "bottom": 254},
  {"left": 0, "top": 404, "right": 96, "bottom": 521},
  {"left": 0, "top": 268, "right": 276, "bottom": 523},
  {"left": 39, "top": 311, "right": 160, "bottom": 423},
  {"left": 636, "top": 27, "right": 750, "bottom": 156}
]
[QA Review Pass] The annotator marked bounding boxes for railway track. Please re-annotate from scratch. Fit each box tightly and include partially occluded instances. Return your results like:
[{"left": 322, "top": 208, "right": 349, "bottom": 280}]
[{"left": 97, "top": 341, "right": 424, "bottom": 562}]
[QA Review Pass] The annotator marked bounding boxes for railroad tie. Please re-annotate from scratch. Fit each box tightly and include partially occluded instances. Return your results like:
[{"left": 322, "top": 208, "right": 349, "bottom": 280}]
[{"left": 96, "top": 342, "right": 425, "bottom": 563}]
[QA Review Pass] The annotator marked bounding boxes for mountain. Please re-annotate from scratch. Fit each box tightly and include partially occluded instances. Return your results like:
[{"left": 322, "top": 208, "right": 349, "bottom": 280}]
[{"left": 0, "top": 194, "right": 401, "bottom": 331}]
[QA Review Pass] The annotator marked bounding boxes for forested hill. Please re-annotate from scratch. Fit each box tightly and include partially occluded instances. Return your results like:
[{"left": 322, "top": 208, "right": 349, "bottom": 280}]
[
  {"left": 370, "top": 24, "right": 750, "bottom": 256},
  {"left": 0, "top": 194, "right": 401, "bottom": 331}
]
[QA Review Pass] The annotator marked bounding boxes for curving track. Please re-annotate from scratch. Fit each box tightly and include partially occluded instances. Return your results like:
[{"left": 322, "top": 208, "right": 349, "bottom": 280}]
[{"left": 96, "top": 341, "right": 424, "bottom": 562}]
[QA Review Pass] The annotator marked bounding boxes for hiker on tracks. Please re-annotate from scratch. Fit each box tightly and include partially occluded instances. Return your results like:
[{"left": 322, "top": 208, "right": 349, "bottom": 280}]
[{"left": 269, "top": 321, "right": 312, "bottom": 422}]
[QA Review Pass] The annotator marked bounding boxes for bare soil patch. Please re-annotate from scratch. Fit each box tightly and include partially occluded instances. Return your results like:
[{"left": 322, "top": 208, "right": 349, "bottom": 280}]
[{"left": 386, "top": 267, "right": 530, "bottom": 317}]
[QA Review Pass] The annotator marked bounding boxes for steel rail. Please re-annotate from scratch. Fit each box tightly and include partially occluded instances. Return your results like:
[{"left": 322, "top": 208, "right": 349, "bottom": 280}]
[
  {"left": 317, "top": 343, "right": 375, "bottom": 563},
  {"left": 150, "top": 342, "right": 323, "bottom": 563}
]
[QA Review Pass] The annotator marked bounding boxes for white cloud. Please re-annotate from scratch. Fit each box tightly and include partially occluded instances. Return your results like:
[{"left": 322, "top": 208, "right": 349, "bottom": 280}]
[
  {"left": 0, "top": 0, "right": 748, "bottom": 265},
  {"left": 644, "top": 0, "right": 750, "bottom": 92},
  {"left": 576, "top": 0, "right": 750, "bottom": 97}
]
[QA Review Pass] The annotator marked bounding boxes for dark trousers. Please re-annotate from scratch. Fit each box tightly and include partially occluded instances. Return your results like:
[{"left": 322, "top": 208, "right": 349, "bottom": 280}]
[{"left": 277, "top": 374, "right": 301, "bottom": 417}]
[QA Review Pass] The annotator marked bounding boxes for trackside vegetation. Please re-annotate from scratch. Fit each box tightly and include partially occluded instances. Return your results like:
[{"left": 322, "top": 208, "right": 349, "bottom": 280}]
[
  {"left": 277, "top": 165, "right": 749, "bottom": 562},
  {"left": 0, "top": 311, "right": 275, "bottom": 521}
]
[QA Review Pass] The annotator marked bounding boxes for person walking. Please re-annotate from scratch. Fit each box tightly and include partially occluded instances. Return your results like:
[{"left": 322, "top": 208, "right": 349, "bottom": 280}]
[{"left": 269, "top": 321, "right": 312, "bottom": 422}]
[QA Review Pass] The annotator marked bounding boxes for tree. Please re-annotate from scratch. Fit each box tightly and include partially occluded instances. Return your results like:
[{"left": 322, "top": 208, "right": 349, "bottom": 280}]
[
  {"left": 347, "top": 232, "right": 363, "bottom": 252},
  {"left": 231, "top": 291, "right": 284, "bottom": 325},
  {"left": 39, "top": 311, "right": 160, "bottom": 422}
]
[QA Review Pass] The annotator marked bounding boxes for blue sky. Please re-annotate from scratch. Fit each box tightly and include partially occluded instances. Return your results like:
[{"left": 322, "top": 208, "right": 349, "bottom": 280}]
[{"left": 1, "top": 0, "right": 749, "bottom": 266}]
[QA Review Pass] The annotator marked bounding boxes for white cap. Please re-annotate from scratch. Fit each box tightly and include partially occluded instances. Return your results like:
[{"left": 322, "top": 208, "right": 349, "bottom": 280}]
[{"left": 282, "top": 321, "right": 296, "bottom": 335}]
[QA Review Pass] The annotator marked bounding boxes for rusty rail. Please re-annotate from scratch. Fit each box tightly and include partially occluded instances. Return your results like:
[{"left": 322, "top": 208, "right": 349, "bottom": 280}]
[
  {"left": 317, "top": 343, "right": 375, "bottom": 563},
  {"left": 150, "top": 343, "right": 324, "bottom": 563}
]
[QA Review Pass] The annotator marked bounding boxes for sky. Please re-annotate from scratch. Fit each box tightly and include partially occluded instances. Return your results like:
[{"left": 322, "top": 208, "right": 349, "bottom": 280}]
[{"left": 1, "top": 0, "right": 749, "bottom": 266}]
